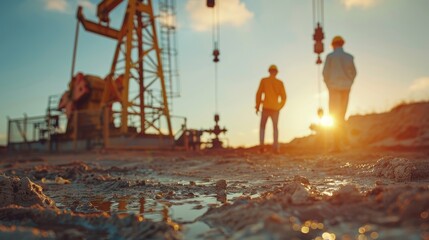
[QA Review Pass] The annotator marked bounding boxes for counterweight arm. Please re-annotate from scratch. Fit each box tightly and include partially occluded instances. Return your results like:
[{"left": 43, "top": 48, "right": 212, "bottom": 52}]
[
  {"left": 77, "top": 6, "right": 120, "bottom": 40},
  {"left": 97, "top": 0, "right": 124, "bottom": 23}
]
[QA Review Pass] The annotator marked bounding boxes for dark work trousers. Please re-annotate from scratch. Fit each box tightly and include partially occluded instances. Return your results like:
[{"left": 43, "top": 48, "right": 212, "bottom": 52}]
[
  {"left": 328, "top": 89, "right": 350, "bottom": 148},
  {"left": 260, "top": 108, "right": 280, "bottom": 151}
]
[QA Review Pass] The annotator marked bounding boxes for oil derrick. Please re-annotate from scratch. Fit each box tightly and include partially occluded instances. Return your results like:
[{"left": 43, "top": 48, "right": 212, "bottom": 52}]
[{"left": 77, "top": 0, "right": 172, "bottom": 137}]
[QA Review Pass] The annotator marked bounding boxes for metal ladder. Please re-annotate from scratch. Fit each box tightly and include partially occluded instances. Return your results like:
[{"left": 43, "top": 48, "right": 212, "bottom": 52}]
[
  {"left": 46, "top": 94, "right": 62, "bottom": 130},
  {"left": 46, "top": 95, "right": 60, "bottom": 117},
  {"left": 158, "top": 0, "right": 180, "bottom": 112}
]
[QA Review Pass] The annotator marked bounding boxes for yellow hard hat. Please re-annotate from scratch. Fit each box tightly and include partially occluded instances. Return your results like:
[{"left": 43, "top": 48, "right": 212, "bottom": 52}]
[
  {"left": 268, "top": 64, "right": 278, "bottom": 71},
  {"left": 332, "top": 36, "right": 345, "bottom": 46}
]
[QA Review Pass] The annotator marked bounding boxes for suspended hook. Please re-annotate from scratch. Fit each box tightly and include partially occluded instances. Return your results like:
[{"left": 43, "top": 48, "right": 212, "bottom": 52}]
[
  {"left": 213, "top": 48, "right": 220, "bottom": 63},
  {"left": 207, "top": 0, "right": 215, "bottom": 8},
  {"left": 313, "top": 22, "right": 324, "bottom": 65},
  {"left": 316, "top": 55, "right": 322, "bottom": 65},
  {"left": 313, "top": 0, "right": 325, "bottom": 65},
  {"left": 317, "top": 107, "right": 324, "bottom": 118},
  {"left": 312, "top": 0, "right": 326, "bottom": 121}
]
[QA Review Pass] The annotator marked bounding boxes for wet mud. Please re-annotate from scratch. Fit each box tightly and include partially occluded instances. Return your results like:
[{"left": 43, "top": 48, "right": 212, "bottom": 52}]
[{"left": 1, "top": 148, "right": 429, "bottom": 239}]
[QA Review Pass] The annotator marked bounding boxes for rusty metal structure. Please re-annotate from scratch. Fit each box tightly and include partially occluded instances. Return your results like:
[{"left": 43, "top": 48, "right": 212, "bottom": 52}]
[
  {"left": 7, "top": 0, "right": 229, "bottom": 152},
  {"left": 7, "top": 0, "right": 186, "bottom": 151},
  {"left": 77, "top": 0, "right": 173, "bottom": 136}
]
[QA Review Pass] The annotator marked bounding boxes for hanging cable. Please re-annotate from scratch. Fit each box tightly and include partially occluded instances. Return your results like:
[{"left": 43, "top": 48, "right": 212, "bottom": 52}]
[
  {"left": 214, "top": 61, "right": 219, "bottom": 113},
  {"left": 317, "top": 65, "right": 321, "bottom": 106},
  {"left": 210, "top": 0, "right": 220, "bottom": 114},
  {"left": 206, "top": 0, "right": 226, "bottom": 148},
  {"left": 312, "top": 0, "right": 325, "bottom": 118},
  {"left": 321, "top": 0, "right": 324, "bottom": 27},
  {"left": 71, "top": 18, "right": 80, "bottom": 80},
  {"left": 312, "top": 0, "right": 316, "bottom": 29},
  {"left": 216, "top": 0, "right": 220, "bottom": 50},
  {"left": 313, "top": 0, "right": 324, "bottom": 65}
]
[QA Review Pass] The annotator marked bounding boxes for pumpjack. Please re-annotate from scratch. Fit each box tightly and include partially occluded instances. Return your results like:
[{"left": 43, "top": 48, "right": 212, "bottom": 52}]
[
  {"left": 7, "top": 0, "right": 229, "bottom": 152},
  {"left": 8, "top": 0, "right": 185, "bottom": 151},
  {"left": 70, "top": 0, "right": 172, "bottom": 136}
]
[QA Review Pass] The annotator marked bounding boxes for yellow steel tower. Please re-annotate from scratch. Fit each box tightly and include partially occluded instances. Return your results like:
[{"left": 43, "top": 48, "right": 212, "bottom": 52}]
[{"left": 77, "top": 0, "right": 173, "bottom": 137}]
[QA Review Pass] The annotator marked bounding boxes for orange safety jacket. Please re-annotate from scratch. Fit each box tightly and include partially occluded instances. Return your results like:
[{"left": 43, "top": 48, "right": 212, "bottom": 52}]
[{"left": 255, "top": 77, "right": 287, "bottom": 111}]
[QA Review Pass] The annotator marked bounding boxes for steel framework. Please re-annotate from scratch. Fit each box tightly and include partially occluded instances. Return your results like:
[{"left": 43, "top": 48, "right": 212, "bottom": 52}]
[{"left": 77, "top": 0, "right": 172, "bottom": 137}]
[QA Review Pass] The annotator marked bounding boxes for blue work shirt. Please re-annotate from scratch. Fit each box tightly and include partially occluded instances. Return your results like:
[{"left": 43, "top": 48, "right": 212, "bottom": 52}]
[{"left": 323, "top": 47, "right": 357, "bottom": 90}]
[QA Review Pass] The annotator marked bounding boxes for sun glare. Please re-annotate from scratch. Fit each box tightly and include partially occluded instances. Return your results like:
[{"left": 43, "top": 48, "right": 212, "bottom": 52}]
[{"left": 319, "top": 115, "right": 334, "bottom": 127}]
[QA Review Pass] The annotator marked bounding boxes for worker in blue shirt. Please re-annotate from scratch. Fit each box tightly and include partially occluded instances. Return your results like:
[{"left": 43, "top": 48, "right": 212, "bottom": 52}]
[{"left": 323, "top": 36, "right": 357, "bottom": 151}]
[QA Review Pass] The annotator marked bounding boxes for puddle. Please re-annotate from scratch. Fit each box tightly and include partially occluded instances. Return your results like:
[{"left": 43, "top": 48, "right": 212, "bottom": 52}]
[
  {"left": 313, "top": 177, "right": 377, "bottom": 196},
  {"left": 88, "top": 192, "right": 260, "bottom": 238},
  {"left": 316, "top": 178, "right": 351, "bottom": 196},
  {"left": 184, "top": 221, "right": 212, "bottom": 239},
  {"left": 124, "top": 169, "right": 213, "bottom": 186},
  {"left": 88, "top": 193, "right": 256, "bottom": 221}
]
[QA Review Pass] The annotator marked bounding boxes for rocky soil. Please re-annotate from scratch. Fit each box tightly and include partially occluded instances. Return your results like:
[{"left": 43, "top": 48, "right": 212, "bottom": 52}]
[{"left": 0, "top": 147, "right": 428, "bottom": 239}]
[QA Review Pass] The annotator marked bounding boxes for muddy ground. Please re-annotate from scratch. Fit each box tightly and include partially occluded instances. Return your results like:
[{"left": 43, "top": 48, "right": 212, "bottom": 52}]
[{"left": 0, "top": 147, "right": 429, "bottom": 239}]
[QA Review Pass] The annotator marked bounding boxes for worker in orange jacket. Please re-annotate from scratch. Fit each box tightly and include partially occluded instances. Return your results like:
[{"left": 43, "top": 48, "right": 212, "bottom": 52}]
[{"left": 255, "top": 65, "right": 287, "bottom": 153}]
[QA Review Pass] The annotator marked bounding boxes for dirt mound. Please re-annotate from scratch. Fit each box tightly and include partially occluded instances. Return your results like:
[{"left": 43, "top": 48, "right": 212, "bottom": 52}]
[
  {"left": 0, "top": 175, "right": 56, "bottom": 208},
  {"left": 288, "top": 101, "right": 429, "bottom": 149},
  {"left": 29, "top": 162, "right": 139, "bottom": 191},
  {"left": 200, "top": 180, "right": 320, "bottom": 235},
  {"left": 348, "top": 102, "right": 429, "bottom": 148},
  {"left": 373, "top": 157, "right": 416, "bottom": 182},
  {"left": 32, "top": 161, "right": 92, "bottom": 181},
  {"left": 0, "top": 205, "right": 181, "bottom": 240},
  {"left": 2, "top": 148, "right": 428, "bottom": 239},
  {"left": 201, "top": 183, "right": 429, "bottom": 239}
]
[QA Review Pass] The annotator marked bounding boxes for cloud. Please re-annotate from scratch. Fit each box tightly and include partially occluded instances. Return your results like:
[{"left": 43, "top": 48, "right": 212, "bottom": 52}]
[
  {"left": 341, "top": 0, "right": 378, "bottom": 9},
  {"left": 186, "top": 0, "right": 254, "bottom": 32},
  {"left": 408, "top": 77, "right": 429, "bottom": 100},
  {"left": 409, "top": 77, "right": 429, "bottom": 92},
  {"left": 159, "top": 13, "right": 178, "bottom": 29},
  {"left": 78, "top": 0, "right": 95, "bottom": 11},
  {"left": 44, "top": 0, "right": 68, "bottom": 12},
  {"left": 43, "top": 0, "right": 95, "bottom": 13}
]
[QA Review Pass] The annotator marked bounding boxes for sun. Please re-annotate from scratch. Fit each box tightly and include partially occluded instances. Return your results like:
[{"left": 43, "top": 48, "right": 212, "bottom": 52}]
[
  {"left": 310, "top": 112, "right": 335, "bottom": 132},
  {"left": 318, "top": 115, "right": 334, "bottom": 128}
]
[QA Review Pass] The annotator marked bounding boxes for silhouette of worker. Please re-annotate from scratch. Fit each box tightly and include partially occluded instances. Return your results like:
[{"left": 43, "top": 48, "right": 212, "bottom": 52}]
[
  {"left": 323, "top": 36, "right": 357, "bottom": 151},
  {"left": 255, "top": 65, "right": 287, "bottom": 153}
]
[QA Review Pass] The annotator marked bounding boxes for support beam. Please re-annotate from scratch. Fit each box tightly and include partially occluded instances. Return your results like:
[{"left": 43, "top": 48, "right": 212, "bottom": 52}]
[
  {"left": 79, "top": 0, "right": 174, "bottom": 138},
  {"left": 148, "top": 0, "right": 173, "bottom": 137},
  {"left": 77, "top": 6, "right": 120, "bottom": 40},
  {"left": 136, "top": 1, "right": 152, "bottom": 14},
  {"left": 97, "top": 0, "right": 124, "bottom": 22},
  {"left": 120, "top": 0, "right": 136, "bottom": 134},
  {"left": 137, "top": 10, "right": 146, "bottom": 134}
]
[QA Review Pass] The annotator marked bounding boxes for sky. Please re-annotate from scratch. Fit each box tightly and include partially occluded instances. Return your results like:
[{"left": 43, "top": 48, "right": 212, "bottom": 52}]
[{"left": 0, "top": 0, "right": 428, "bottom": 147}]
